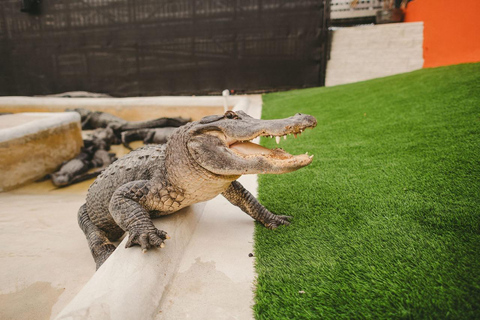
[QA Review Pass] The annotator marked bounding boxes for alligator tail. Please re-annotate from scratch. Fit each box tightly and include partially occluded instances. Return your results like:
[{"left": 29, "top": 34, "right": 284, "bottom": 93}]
[{"left": 77, "top": 204, "right": 117, "bottom": 270}]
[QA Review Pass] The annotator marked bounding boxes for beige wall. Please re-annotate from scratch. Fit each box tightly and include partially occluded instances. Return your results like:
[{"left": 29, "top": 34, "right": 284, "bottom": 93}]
[{"left": 326, "top": 22, "right": 424, "bottom": 87}]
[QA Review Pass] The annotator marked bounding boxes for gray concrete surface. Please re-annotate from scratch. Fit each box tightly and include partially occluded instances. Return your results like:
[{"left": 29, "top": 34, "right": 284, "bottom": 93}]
[{"left": 0, "top": 193, "right": 93, "bottom": 320}]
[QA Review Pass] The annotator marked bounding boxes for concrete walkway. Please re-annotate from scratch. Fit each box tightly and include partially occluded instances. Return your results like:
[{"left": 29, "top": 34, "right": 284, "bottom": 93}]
[
  {"left": 0, "top": 95, "right": 262, "bottom": 320},
  {"left": 0, "top": 191, "right": 95, "bottom": 320}
]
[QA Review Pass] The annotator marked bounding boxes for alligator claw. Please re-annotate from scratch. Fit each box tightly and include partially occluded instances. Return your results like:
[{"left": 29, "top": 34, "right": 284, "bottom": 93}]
[
  {"left": 264, "top": 215, "right": 293, "bottom": 229},
  {"left": 125, "top": 228, "right": 169, "bottom": 251}
]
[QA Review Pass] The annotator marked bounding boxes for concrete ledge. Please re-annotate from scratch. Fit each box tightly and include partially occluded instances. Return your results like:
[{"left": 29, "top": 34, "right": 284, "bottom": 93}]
[
  {"left": 0, "top": 96, "right": 251, "bottom": 121},
  {"left": 0, "top": 113, "right": 82, "bottom": 192},
  {"left": 55, "top": 203, "right": 207, "bottom": 320}
]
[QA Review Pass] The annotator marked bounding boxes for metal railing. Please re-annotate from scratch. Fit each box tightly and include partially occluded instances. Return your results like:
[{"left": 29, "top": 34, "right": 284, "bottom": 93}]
[{"left": 331, "top": 0, "right": 385, "bottom": 19}]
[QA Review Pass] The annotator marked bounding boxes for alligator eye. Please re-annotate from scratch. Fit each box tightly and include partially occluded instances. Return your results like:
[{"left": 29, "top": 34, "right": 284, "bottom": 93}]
[{"left": 225, "top": 111, "right": 238, "bottom": 119}]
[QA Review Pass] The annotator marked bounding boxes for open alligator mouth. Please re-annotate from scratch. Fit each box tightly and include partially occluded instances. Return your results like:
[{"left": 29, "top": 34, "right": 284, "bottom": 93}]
[
  {"left": 225, "top": 125, "right": 315, "bottom": 163},
  {"left": 189, "top": 111, "right": 317, "bottom": 175}
]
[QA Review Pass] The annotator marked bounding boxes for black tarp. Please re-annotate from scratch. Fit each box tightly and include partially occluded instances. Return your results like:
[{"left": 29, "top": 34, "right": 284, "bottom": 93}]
[{"left": 0, "top": 0, "right": 330, "bottom": 96}]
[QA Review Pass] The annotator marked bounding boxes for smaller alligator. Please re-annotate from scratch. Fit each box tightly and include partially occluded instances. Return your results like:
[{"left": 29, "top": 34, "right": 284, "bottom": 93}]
[
  {"left": 71, "top": 108, "right": 191, "bottom": 132},
  {"left": 50, "top": 147, "right": 117, "bottom": 187},
  {"left": 121, "top": 127, "right": 177, "bottom": 150},
  {"left": 91, "top": 149, "right": 117, "bottom": 168},
  {"left": 51, "top": 148, "right": 94, "bottom": 187},
  {"left": 83, "top": 127, "right": 118, "bottom": 151},
  {"left": 42, "top": 91, "right": 112, "bottom": 98}
]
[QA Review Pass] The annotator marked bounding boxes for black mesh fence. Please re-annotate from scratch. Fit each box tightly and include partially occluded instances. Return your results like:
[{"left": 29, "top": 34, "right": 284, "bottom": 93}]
[{"left": 0, "top": 0, "right": 330, "bottom": 96}]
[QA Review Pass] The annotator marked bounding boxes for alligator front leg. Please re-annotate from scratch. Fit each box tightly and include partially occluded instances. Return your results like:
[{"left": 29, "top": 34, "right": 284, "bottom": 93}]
[
  {"left": 109, "top": 180, "right": 169, "bottom": 251},
  {"left": 222, "top": 181, "right": 292, "bottom": 229}
]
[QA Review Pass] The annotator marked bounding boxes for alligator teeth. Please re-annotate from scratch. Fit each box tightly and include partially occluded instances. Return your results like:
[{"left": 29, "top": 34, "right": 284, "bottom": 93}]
[{"left": 275, "top": 136, "right": 281, "bottom": 144}]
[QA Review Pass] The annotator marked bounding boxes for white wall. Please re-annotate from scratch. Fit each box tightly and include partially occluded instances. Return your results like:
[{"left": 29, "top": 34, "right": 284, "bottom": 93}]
[{"left": 326, "top": 22, "right": 424, "bottom": 87}]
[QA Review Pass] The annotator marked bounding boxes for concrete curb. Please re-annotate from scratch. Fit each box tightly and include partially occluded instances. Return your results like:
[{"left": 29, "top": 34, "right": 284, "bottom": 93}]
[
  {"left": 55, "top": 203, "right": 207, "bottom": 320},
  {"left": 0, "top": 96, "right": 251, "bottom": 121},
  {"left": 55, "top": 96, "right": 259, "bottom": 320},
  {"left": 0, "top": 95, "right": 251, "bottom": 109},
  {"left": 0, "top": 112, "right": 80, "bottom": 143}
]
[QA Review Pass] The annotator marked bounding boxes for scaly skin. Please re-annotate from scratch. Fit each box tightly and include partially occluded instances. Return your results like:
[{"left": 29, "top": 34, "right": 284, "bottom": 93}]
[{"left": 79, "top": 110, "right": 317, "bottom": 269}]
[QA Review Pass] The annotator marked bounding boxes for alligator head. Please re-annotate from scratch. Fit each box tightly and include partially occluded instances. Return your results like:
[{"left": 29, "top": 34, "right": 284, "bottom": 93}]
[{"left": 167, "top": 110, "right": 317, "bottom": 178}]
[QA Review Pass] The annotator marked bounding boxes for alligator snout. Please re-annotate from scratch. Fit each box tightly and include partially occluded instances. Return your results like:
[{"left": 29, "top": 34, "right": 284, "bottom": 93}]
[{"left": 292, "top": 113, "right": 317, "bottom": 128}]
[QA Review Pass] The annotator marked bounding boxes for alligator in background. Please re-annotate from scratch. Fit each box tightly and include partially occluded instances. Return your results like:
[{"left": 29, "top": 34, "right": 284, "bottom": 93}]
[
  {"left": 121, "top": 127, "right": 177, "bottom": 150},
  {"left": 50, "top": 148, "right": 93, "bottom": 187},
  {"left": 83, "top": 127, "right": 119, "bottom": 151},
  {"left": 78, "top": 110, "right": 317, "bottom": 269},
  {"left": 50, "top": 147, "right": 117, "bottom": 187},
  {"left": 72, "top": 108, "right": 191, "bottom": 133},
  {"left": 47, "top": 127, "right": 119, "bottom": 187},
  {"left": 42, "top": 91, "right": 112, "bottom": 98}
]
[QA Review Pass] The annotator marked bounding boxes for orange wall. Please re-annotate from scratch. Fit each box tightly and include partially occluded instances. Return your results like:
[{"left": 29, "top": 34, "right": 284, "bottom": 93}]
[{"left": 404, "top": 0, "right": 480, "bottom": 68}]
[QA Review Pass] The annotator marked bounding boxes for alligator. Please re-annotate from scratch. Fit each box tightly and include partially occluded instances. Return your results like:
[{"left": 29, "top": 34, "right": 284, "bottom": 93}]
[
  {"left": 50, "top": 147, "right": 117, "bottom": 187},
  {"left": 42, "top": 91, "right": 112, "bottom": 98},
  {"left": 71, "top": 108, "right": 191, "bottom": 132},
  {"left": 51, "top": 148, "right": 94, "bottom": 187},
  {"left": 83, "top": 127, "right": 118, "bottom": 151},
  {"left": 50, "top": 127, "right": 118, "bottom": 187},
  {"left": 78, "top": 110, "right": 317, "bottom": 269},
  {"left": 91, "top": 149, "right": 117, "bottom": 169},
  {"left": 121, "top": 127, "right": 177, "bottom": 150}
]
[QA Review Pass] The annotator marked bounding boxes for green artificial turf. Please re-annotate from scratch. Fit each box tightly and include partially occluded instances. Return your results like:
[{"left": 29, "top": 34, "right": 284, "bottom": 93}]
[{"left": 254, "top": 63, "right": 480, "bottom": 319}]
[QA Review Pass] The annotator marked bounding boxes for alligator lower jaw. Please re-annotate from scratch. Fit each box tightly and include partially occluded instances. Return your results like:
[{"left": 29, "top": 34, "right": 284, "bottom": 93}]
[{"left": 229, "top": 141, "right": 313, "bottom": 161}]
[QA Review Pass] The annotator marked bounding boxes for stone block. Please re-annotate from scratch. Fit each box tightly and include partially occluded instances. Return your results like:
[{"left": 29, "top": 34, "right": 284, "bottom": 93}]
[{"left": 0, "top": 112, "right": 82, "bottom": 191}]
